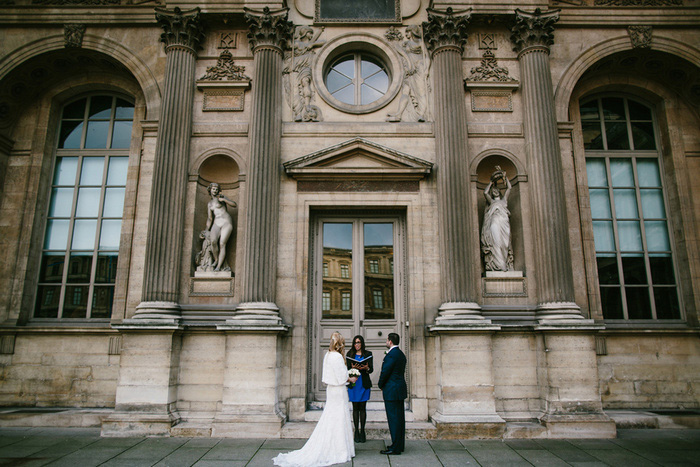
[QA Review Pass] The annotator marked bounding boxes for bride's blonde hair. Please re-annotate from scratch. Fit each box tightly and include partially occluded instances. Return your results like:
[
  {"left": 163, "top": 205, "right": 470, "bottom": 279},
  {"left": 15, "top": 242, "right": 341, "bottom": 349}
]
[{"left": 329, "top": 332, "right": 345, "bottom": 357}]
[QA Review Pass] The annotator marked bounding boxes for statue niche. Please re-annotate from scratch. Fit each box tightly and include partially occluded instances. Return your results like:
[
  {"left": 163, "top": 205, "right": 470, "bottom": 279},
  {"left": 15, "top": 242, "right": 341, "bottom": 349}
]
[{"left": 481, "top": 166, "right": 513, "bottom": 272}]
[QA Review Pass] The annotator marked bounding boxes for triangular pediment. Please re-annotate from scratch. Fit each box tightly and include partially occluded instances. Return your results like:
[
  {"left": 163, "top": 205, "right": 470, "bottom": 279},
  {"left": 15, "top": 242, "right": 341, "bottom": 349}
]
[{"left": 284, "top": 138, "right": 433, "bottom": 181}]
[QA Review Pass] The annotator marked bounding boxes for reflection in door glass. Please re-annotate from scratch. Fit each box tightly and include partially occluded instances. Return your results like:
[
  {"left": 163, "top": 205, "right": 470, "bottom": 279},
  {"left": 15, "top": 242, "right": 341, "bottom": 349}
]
[
  {"left": 323, "top": 223, "right": 353, "bottom": 319},
  {"left": 364, "top": 223, "right": 394, "bottom": 319}
]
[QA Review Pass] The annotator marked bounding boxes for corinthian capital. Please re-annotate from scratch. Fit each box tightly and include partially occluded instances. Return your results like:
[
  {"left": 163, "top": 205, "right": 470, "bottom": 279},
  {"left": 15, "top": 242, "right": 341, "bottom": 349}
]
[
  {"left": 155, "top": 7, "right": 205, "bottom": 54},
  {"left": 510, "top": 8, "right": 559, "bottom": 54},
  {"left": 422, "top": 7, "right": 472, "bottom": 55},
  {"left": 244, "top": 6, "right": 293, "bottom": 53}
]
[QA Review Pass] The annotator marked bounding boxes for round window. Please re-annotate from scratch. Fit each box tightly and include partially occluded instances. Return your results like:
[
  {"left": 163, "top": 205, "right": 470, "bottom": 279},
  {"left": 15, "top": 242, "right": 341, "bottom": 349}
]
[{"left": 325, "top": 53, "right": 390, "bottom": 106}]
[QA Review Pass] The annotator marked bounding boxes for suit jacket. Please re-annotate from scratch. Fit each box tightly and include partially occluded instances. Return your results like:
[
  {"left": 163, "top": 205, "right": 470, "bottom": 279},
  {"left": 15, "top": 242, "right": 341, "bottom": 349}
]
[
  {"left": 346, "top": 349, "right": 373, "bottom": 389},
  {"left": 378, "top": 346, "right": 408, "bottom": 401}
]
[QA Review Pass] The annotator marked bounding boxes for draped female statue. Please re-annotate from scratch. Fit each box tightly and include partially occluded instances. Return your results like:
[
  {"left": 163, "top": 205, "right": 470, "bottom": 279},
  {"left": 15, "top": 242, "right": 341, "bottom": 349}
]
[{"left": 481, "top": 167, "right": 513, "bottom": 272}]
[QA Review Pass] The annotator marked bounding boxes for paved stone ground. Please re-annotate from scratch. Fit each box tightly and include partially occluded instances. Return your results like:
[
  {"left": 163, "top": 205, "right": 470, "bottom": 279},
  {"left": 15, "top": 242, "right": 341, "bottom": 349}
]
[{"left": 0, "top": 428, "right": 699, "bottom": 466}]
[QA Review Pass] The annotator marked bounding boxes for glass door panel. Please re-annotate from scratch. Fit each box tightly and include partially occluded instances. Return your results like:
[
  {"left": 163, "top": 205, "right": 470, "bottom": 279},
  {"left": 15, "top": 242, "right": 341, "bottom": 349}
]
[
  {"left": 322, "top": 223, "right": 353, "bottom": 319},
  {"left": 363, "top": 223, "right": 394, "bottom": 320}
]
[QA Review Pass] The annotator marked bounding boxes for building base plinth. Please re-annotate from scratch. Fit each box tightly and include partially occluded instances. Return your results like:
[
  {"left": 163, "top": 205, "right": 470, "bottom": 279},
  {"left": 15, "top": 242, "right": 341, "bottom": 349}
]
[
  {"left": 101, "top": 412, "right": 180, "bottom": 437},
  {"left": 431, "top": 412, "right": 506, "bottom": 439},
  {"left": 541, "top": 413, "right": 617, "bottom": 438},
  {"left": 211, "top": 413, "right": 285, "bottom": 438}
]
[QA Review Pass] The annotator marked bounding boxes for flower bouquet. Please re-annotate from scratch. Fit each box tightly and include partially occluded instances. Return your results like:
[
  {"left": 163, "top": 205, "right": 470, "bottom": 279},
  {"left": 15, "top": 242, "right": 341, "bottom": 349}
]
[{"left": 348, "top": 368, "right": 360, "bottom": 388}]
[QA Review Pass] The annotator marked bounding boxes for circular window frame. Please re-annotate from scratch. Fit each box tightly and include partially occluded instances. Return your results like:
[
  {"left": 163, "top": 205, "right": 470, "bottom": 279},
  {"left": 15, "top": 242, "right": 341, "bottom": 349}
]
[{"left": 313, "top": 33, "right": 402, "bottom": 115}]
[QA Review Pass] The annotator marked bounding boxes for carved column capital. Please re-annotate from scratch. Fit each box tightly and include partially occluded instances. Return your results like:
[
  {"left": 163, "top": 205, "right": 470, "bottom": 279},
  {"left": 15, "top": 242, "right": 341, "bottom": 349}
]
[
  {"left": 422, "top": 7, "right": 472, "bottom": 56},
  {"left": 510, "top": 8, "right": 559, "bottom": 55},
  {"left": 244, "top": 6, "right": 293, "bottom": 54},
  {"left": 155, "top": 7, "right": 205, "bottom": 55}
]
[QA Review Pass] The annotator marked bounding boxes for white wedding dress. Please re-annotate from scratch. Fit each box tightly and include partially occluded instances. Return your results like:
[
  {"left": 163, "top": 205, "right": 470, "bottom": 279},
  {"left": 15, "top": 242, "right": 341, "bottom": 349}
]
[{"left": 273, "top": 351, "right": 355, "bottom": 467}]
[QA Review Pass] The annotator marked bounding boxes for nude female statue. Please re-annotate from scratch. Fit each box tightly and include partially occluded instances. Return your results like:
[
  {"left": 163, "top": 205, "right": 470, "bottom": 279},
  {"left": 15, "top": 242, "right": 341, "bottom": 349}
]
[
  {"left": 481, "top": 167, "right": 513, "bottom": 272},
  {"left": 206, "top": 182, "right": 236, "bottom": 272}
]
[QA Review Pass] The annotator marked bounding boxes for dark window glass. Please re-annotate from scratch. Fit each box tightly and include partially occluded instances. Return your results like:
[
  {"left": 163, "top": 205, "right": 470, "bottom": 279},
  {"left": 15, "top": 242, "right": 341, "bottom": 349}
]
[
  {"left": 580, "top": 101, "right": 600, "bottom": 120},
  {"left": 63, "top": 99, "right": 87, "bottom": 119},
  {"left": 631, "top": 122, "right": 656, "bottom": 150},
  {"left": 91, "top": 286, "right": 114, "bottom": 318},
  {"left": 596, "top": 256, "right": 619, "bottom": 285},
  {"left": 319, "top": 0, "right": 397, "bottom": 21},
  {"left": 649, "top": 256, "right": 675, "bottom": 285},
  {"left": 39, "top": 255, "right": 65, "bottom": 283},
  {"left": 600, "top": 287, "right": 623, "bottom": 319},
  {"left": 59, "top": 121, "right": 84, "bottom": 149},
  {"left": 95, "top": 255, "right": 118, "bottom": 283},
  {"left": 63, "top": 285, "right": 88, "bottom": 318},
  {"left": 35, "top": 286, "right": 61, "bottom": 318},
  {"left": 625, "top": 287, "right": 652, "bottom": 319},
  {"left": 602, "top": 97, "right": 626, "bottom": 120},
  {"left": 605, "top": 122, "right": 630, "bottom": 149},
  {"left": 582, "top": 122, "right": 603, "bottom": 150},
  {"left": 654, "top": 287, "right": 681, "bottom": 319},
  {"left": 89, "top": 96, "right": 113, "bottom": 119},
  {"left": 628, "top": 100, "right": 652, "bottom": 120}
]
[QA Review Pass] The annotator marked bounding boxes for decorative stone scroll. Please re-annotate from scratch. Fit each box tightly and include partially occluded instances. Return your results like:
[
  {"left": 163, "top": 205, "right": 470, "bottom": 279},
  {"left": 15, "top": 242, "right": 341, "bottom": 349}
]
[
  {"left": 64, "top": 24, "right": 86, "bottom": 48},
  {"left": 628, "top": 26, "right": 652, "bottom": 49}
]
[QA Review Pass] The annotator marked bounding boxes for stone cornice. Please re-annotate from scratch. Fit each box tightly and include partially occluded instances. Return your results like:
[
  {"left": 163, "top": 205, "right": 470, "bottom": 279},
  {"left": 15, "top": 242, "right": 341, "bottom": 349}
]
[
  {"left": 155, "top": 6, "right": 204, "bottom": 54},
  {"left": 510, "top": 8, "right": 560, "bottom": 54},
  {"left": 422, "top": 7, "right": 472, "bottom": 56},
  {"left": 244, "top": 6, "right": 293, "bottom": 54}
]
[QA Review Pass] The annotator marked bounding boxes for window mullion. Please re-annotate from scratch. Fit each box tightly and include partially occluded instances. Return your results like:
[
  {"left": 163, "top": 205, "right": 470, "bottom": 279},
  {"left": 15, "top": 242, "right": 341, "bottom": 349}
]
[
  {"left": 630, "top": 157, "right": 656, "bottom": 319},
  {"left": 605, "top": 157, "right": 628, "bottom": 319},
  {"left": 599, "top": 100, "right": 608, "bottom": 151}
]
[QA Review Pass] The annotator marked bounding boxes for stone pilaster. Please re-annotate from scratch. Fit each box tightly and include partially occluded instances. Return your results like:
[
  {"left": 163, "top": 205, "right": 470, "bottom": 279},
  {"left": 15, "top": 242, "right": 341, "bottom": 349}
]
[
  {"left": 510, "top": 9, "right": 584, "bottom": 323},
  {"left": 228, "top": 7, "right": 292, "bottom": 326},
  {"left": 134, "top": 7, "right": 204, "bottom": 324},
  {"left": 423, "top": 8, "right": 486, "bottom": 325}
]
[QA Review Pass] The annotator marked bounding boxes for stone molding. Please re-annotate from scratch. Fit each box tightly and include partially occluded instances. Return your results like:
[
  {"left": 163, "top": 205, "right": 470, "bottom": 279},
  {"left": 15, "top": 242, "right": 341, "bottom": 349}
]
[
  {"left": 422, "top": 7, "right": 472, "bottom": 56},
  {"left": 155, "top": 7, "right": 204, "bottom": 54},
  {"left": 510, "top": 8, "right": 559, "bottom": 55},
  {"left": 244, "top": 6, "right": 293, "bottom": 54},
  {"left": 595, "top": 0, "right": 681, "bottom": 5},
  {"left": 64, "top": 24, "right": 86, "bottom": 48},
  {"left": 628, "top": 26, "right": 653, "bottom": 49}
]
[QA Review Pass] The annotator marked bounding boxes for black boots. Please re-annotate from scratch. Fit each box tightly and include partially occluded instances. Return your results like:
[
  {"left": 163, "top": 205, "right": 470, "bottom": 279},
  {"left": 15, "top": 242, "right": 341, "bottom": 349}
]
[
  {"left": 354, "top": 430, "right": 361, "bottom": 443},
  {"left": 360, "top": 430, "right": 366, "bottom": 443}
]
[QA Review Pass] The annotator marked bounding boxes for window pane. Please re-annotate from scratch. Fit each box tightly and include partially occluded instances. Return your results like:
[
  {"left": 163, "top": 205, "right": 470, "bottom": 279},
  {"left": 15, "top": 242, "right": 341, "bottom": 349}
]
[
  {"left": 582, "top": 122, "right": 603, "bottom": 150},
  {"left": 75, "top": 187, "right": 101, "bottom": 217},
  {"left": 364, "top": 223, "right": 394, "bottom": 320},
  {"left": 91, "top": 286, "right": 114, "bottom": 318},
  {"left": 593, "top": 220, "right": 615, "bottom": 252},
  {"left": 44, "top": 219, "right": 70, "bottom": 250},
  {"left": 602, "top": 97, "right": 626, "bottom": 120},
  {"left": 654, "top": 287, "right": 680, "bottom": 319},
  {"left": 107, "top": 157, "right": 129, "bottom": 186},
  {"left": 631, "top": 122, "right": 656, "bottom": 150},
  {"left": 637, "top": 159, "right": 661, "bottom": 187},
  {"left": 49, "top": 188, "right": 74, "bottom": 217},
  {"left": 72, "top": 219, "right": 97, "bottom": 250},
  {"left": 363, "top": 71, "right": 389, "bottom": 92},
  {"left": 39, "top": 255, "right": 65, "bottom": 283},
  {"left": 111, "top": 120, "right": 133, "bottom": 149},
  {"left": 99, "top": 219, "right": 122, "bottom": 250},
  {"left": 54, "top": 157, "right": 79, "bottom": 186},
  {"left": 67, "top": 254, "right": 92, "bottom": 282},
  {"left": 645, "top": 220, "right": 670, "bottom": 251},
  {"left": 610, "top": 159, "right": 634, "bottom": 187},
  {"left": 322, "top": 223, "right": 352, "bottom": 320},
  {"left": 650, "top": 255, "right": 675, "bottom": 285},
  {"left": 622, "top": 256, "right": 647, "bottom": 284},
  {"left": 326, "top": 69, "right": 352, "bottom": 93},
  {"left": 63, "top": 285, "right": 88, "bottom": 318},
  {"left": 89, "top": 96, "right": 113, "bottom": 119},
  {"left": 618, "top": 220, "right": 642, "bottom": 251},
  {"left": 613, "top": 189, "right": 638, "bottom": 218},
  {"left": 35, "top": 286, "right": 61, "bottom": 318},
  {"left": 586, "top": 159, "right": 608, "bottom": 187},
  {"left": 596, "top": 256, "right": 619, "bottom": 285},
  {"left": 331, "top": 84, "right": 355, "bottom": 105},
  {"left": 95, "top": 254, "right": 118, "bottom": 283},
  {"left": 600, "top": 287, "right": 623, "bottom": 319},
  {"left": 103, "top": 188, "right": 125, "bottom": 217},
  {"left": 63, "top": 99, "right": 86, "bottom": 119},
  {"left": 589, "top": 189, "right": 612, "bottom": 218},
  {"left": 640, "top": 189, "right": 665, "bottom": 218},
  {"left": 628, "top": 100, "right": 652, "bottom": 120},
  {"left": 85, "top": 121, "right": 109, "bottom": 149},
  {"left": 579, "top": 100, "right": 599, "bottom": 120},
  {"left": 115, "top": 99, "right": 134, "bottom": 119},
  {"left": 361, "top": 84, "right": 383, "bottom": 105},
  {"left": 80, "top": 157, "right": 105, "bottom": 185},
  {"left": 333, "top": 57, "right": 355, "bottom": 78},
  {"left": 605, "top": 122, "right": 630, "bottom": 150},
  {"left": 361, "top": 58, "right": 382, "bottom": 78},
  {"left": 625, "top": 287, "right": 652, "bottom": 319},
  {"left": 59, "top": 120, "right": 84, "bottom": 149}
]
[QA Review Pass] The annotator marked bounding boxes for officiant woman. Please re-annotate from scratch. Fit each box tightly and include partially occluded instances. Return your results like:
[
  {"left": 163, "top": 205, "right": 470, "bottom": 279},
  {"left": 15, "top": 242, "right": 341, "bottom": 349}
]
[{"left": 347, "top": 334, "right": 373, "bottom": 443}]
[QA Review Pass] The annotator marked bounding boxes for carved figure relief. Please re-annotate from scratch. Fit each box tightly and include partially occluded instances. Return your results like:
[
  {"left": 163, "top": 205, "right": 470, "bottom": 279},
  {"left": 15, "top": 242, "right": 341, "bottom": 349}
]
[
  {"left": 283, "top": 26, "right": 325, "bottom": 122},
  {"left": 481, "top": 167, "right": 514, "bottom": 272},
  {"left": 195, "top": 182, "right": 236, "bottom": 273},
  {"left": 385, "top": 25, "right": 431, "bottom": 122}
]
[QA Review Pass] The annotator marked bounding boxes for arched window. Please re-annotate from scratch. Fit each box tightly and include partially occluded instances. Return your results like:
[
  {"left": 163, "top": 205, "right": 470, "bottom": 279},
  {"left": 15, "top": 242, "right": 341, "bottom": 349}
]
[
  {"left": 35, "top": 95, "right": 134, "bottom": 320},
  {"left": 580, "top": 96, "right": 680, "bottom": 320}
]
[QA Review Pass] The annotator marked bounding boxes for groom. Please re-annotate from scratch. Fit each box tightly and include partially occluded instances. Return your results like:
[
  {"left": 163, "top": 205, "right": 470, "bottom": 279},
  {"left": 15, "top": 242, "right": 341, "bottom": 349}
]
[{"left": 378, "top": 332, "right": 407, "bottom": 455}]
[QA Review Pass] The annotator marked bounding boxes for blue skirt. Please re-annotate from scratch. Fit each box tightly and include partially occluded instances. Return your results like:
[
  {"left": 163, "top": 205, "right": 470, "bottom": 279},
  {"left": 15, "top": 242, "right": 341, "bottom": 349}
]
[{"left": 348, "top": 375, "right": 370, "bottom": 402}]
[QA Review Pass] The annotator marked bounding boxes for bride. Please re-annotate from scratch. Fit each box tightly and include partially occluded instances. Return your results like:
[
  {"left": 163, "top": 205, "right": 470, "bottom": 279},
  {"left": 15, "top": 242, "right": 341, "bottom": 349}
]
[{"left": 273, "top": 332, "right": 356, "bottom": 467}]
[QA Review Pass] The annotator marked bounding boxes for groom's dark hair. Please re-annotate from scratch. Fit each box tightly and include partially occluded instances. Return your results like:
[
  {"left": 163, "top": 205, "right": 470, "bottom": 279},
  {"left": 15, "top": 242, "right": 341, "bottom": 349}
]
[{"left": 388, "top": 333, "right": 400, "bottom": 346}]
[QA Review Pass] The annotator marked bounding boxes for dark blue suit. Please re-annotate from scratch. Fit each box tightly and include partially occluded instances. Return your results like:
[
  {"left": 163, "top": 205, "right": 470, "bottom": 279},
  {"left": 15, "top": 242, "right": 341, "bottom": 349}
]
[{"left": 378, "top": 346, "right": 407, "bottom": 453}]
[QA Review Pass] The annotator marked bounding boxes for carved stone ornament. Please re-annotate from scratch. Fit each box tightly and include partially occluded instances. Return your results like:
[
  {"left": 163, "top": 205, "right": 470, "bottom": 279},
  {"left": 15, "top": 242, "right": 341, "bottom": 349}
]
[
  {"left": 64, "top": 24, "right": 86, "bottom": 48},
  {"left": 155, "top": 7, "right": 205, "bottom": 53},
  {"left": 283, "top": 26, "right": 325, "bottom": 122},
  {"left": 466, "top": 49, "right": 517, "bottom": 83},
  {"left": 244, "top": 6, "right": 293, "bottom": 52},
  {"left": 385, "top": 25, "right": 431, "bottom": 122},
  {"left": 422, "top": 7, "right": 472, "bottom": 55},
  {"left": 596, "top": 0, "right": 681, "bottom": 5},
  {"left": 33, "top": 0, "right": 119, "bottom": 4},
  {"left": 510, "top": 8, "right": 560, "bottom": 54},
  {"left": 628, "top": 26, "right": 653, "bottom": 49},
  {"left": 199, "top": 49, "right": 251, "bottom": 82}
]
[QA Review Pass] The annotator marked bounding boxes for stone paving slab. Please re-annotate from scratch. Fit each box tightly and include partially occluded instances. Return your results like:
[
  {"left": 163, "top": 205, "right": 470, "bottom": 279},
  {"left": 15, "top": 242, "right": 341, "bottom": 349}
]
[{"left": 0, "top": 428, "right": 699, "bottom": 466}]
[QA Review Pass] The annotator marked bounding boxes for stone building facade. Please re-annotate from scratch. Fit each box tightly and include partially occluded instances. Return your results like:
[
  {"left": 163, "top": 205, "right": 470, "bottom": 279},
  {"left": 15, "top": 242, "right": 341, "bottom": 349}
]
[{"left": 0, "top": 0, "right": 698, "bottom": 438}]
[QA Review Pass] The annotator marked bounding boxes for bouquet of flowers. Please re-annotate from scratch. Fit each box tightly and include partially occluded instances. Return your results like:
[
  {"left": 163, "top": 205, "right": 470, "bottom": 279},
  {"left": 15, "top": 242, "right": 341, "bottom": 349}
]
[{"left": 348, "top": 368, "right": 360, "bottom": 388}]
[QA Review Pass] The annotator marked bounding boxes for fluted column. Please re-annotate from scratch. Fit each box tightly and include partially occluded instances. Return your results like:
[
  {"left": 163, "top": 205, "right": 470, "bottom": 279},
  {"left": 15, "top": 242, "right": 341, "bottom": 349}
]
[
  {"left": 423, "top": 8, "right": 486, "bottom": 325},
  {"left": 511, "top": 9, "right": 583, "bottom": 323},
  {"left": 229, "top": 7, "right": 292, "bottom": 325},
  {"left": 134, "top": 7, "right": 204, "bottom": 323}
]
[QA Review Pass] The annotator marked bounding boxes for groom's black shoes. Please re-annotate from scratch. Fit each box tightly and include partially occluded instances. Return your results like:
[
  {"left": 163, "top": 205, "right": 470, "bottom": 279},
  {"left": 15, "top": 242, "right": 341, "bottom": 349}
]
[{"left": 380, "top": 449, "right": 401, "bottom": 455}]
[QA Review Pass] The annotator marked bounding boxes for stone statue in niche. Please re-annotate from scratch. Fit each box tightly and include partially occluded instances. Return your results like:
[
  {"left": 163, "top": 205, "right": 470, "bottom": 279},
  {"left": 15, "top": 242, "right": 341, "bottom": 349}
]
[
  {"left": 283, "top": 26, "right": 325, "bottom": 122},
  {"left": 386, "top": 25, "right": 431, "bottom": 123},
  {"left": 195, "top": 182, "right": 236, "bottom": 273},
  {"left": 481, "top": 167, "right": 514, "bottom": 272}
]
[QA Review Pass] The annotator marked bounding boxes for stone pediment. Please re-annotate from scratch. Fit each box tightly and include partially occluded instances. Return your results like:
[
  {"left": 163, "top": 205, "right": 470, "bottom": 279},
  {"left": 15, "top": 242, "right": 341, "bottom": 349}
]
[{"left": 284, "top": 138, "right": 433, "bottom": 182}]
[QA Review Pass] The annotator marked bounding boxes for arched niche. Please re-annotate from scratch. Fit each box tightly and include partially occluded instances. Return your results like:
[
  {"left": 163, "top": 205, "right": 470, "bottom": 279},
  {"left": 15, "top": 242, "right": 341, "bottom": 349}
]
[
  {"left": 191, "top": 153, "right": 241, "bottom": 277},
  {"left": 474, "top": 153, "right": 525, "bottom": 275}
]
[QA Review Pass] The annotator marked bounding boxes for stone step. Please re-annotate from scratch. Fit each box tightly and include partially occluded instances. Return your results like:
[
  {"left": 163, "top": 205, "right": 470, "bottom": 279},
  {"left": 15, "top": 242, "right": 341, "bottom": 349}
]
[
  {"left": 170, "top": 422, "right": 213, "bottom": 437},
  {"left": 303, "top": 407, "right": 415, "bottom": 423},
  {"left": 281, "top": 421, "right": 437, "bottom": 439}
]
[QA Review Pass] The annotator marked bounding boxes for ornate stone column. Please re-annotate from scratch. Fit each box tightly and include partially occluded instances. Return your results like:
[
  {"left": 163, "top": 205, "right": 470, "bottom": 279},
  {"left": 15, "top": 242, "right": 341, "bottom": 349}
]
[
  {"left": 510, "top": 9, "right": 584, "bottom": 323},
  {"left": 133, "top": 7, "right": 204, "bottom": 323},
  {"left": 423, "top": 8, "right": 487, "bottom": 325},
  {"left": 228, "top": 7, "right": 292, "bottom": 326}
]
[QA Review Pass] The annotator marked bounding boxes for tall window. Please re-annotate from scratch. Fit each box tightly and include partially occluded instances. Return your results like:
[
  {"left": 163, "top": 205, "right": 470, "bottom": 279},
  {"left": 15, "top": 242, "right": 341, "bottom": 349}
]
[
  {"left": 372, "top": 289, "right": 383, "bottom": 309},
  {"left": 340, "top": 263, "right": 349, "bottom": 279},
  {"left": 35, "top": 95, "right": 134, "bottom": 319},
  {"left": 581, "top": 96, "right": 680, "bottom": 320},
  {"left": 341, "top": 291, "right": 351, "bottom": 311},
  {"left": 323, "top": 262, "right": 329, "bottom": 277},
  {"left": 368, "top": 259, "right": 379, "bottom": 274},
  {"left": 322, "top": 291, "right": 331, "bottom": 311}
]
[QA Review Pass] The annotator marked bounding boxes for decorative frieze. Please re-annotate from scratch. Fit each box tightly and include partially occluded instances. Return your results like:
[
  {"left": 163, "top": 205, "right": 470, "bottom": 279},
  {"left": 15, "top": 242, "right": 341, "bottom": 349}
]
[
  {"left": 466, "top": 50, "right": 517, "bottom": 83},
  {"left": 628, "top": 26, "right": 653, "bottom": 49},
  {"left": 422, "top": 7, "right": 471, "bottom": 55},
  {"left": 595, "top": 0, "right": 681, "bottom": 5},
  {"left": 32, "top": 0, "right": 119, "bottom": 4},
  {"left": 244, "top": 6, "right": 293, "bottom": 53},
  {"left": 199, "top": 49, "right": 250, "bottom": 82},
  {"left": 510, "top": 8, "right": 559, "bottom": 54},
  {"left": 156, "top": 6, "right": 205, "bottom": 53},
  {"left": 64, "top": 24, "right": 86, "bottom": 48}
]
